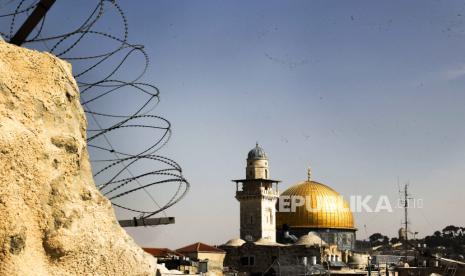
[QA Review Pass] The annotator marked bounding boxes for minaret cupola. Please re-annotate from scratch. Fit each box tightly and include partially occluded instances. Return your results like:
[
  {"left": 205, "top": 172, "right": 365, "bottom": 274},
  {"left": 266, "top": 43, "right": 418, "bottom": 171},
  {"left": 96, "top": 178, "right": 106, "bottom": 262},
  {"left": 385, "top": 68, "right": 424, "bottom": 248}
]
[{"left": 246, "top": 143, "right": 269, "bottom": 180}]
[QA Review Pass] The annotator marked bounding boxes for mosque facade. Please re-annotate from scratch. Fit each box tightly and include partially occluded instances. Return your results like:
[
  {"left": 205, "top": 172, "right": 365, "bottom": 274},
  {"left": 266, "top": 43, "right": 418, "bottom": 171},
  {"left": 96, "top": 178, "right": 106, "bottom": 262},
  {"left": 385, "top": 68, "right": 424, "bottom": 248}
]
[{"left": 220, "top": 144, "right": 360, "bottom": 275}]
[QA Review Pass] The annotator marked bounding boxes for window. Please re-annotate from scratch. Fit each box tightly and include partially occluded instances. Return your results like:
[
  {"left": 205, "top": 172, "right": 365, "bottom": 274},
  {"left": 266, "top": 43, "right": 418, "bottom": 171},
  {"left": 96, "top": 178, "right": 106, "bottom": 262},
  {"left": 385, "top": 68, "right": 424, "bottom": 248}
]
[
  {"left": 240, "top": 257, "right": 248, "bottom": 265},
  {"left": 266, "top": 208, "right": 273, "bottom": 225},
  {"left": 249, "top": 256, "right": 255, "bottom": 266},
  {"left": 240, "top": 256, "right": 255, "bottom": 266},
  {"left": 250, "top": 215, "right": 253, "bottom": 224}
]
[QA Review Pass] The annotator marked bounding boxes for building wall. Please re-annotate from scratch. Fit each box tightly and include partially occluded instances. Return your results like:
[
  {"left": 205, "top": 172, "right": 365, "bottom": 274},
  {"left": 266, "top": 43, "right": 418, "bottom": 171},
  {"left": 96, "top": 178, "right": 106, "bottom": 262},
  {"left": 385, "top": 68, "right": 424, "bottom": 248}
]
[
  {"left": 221, "top": 243, "right": 321, "bottom": 275},
  {"left": 348, "top": 252, "right": 370, "bottom": 269},
  {"left": 238, "top": 182, "right": 277, "bottom": 243},
  {"left": 277, "top": 228, "right": 356, "bottom": 251},
  {"left": 197, "top": 252, "right": 225, "bottom": 276},
  {"left": 261, "top": 194, "right": 277, "bottom": 241},
  {"left": 182, "top": 252, "right": 225, "bottom": 276},
  {"left": 246, "top": 159, "right": 268, "bottom": 179},
  {"left": 322, "top": 244, "right": 343, "bottom": 263},
  {"left": 239, "top": 197, "right": 264, "bottom": 242}
]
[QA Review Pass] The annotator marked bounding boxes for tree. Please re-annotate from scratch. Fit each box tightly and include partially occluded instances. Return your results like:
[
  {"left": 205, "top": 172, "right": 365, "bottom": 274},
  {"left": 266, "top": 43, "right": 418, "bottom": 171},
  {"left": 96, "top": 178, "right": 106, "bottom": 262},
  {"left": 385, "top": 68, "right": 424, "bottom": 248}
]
[
  {"left": 369, "top": 233, "right": 389, "bottom": 246},
  {"left": 383, "top": 236, "right": 390, "bottom": 245},
  {"left": 369, "top": 233, "right": 384, "bottom": 243},
  {"left": 390, "top": 237, "right": 400, "bottom": 244},
  {"left": 443, "top": 225, "right": 459, "bottom": 237}
]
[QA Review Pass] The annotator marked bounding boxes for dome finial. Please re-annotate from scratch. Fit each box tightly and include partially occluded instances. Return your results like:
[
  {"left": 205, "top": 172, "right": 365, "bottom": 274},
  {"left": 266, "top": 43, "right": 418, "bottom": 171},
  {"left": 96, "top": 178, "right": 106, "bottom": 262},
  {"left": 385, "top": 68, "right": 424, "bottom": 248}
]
[
  {"left": 307, "top": 166, "right": 312, "bottom": 181},
  {"left": 256, "top": 141, "right": 259, "bottom": 147}
]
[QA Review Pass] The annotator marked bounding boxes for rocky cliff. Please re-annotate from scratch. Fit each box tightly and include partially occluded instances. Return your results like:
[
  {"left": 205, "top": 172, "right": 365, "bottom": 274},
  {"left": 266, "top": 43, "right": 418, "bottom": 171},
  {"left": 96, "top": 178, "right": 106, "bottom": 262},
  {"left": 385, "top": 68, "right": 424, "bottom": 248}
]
[{"left": 0, "top": 41, "right": 155, "bottom": 275}]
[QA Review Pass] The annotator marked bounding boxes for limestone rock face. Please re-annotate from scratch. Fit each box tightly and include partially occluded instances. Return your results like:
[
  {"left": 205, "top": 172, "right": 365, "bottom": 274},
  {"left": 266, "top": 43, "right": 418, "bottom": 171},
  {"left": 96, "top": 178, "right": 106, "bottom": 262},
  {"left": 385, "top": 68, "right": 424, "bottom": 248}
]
[{"left": 0, "top": 41, "right": 155, "bottom": 275}]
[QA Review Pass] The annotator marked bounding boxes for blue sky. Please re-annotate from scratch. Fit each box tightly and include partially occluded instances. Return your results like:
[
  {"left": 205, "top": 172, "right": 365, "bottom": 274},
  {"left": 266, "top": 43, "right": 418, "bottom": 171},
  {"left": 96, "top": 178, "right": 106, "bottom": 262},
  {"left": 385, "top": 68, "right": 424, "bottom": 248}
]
[{"left": 20, "top": 0, "right": 465, "bottom": 248}]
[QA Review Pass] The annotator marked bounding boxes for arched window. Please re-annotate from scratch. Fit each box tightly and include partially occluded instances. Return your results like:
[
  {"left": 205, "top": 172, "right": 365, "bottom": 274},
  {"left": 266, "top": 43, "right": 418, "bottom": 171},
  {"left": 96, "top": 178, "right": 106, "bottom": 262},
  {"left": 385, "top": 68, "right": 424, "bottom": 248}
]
[
  {"left": 265, "top": 169, "right": 268, "bottom": 179},
  {"left": 266, "top": 208, "right": 273, "bottom": 225}
]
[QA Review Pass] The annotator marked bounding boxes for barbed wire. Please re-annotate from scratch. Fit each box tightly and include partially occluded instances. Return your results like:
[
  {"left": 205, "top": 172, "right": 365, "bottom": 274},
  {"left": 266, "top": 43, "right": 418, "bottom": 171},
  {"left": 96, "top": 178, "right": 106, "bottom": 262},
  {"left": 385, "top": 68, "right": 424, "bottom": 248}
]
[{"left": 0, "top": 0, "right": 190, "bottom": 219}]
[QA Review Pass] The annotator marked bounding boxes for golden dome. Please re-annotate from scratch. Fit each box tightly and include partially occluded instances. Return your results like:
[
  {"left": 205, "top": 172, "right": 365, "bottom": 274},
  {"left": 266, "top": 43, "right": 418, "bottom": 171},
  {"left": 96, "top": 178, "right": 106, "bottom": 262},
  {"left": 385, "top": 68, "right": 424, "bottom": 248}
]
[{"left": 276, "top": 179, "right": 355, "bottom": 230}]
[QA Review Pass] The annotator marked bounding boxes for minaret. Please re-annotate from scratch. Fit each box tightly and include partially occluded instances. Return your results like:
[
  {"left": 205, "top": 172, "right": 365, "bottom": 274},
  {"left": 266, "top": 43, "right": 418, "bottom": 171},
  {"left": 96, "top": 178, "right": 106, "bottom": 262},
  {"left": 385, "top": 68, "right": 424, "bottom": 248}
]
[{"left": 233, "top": 143, "right": 280, "bottom": 242}]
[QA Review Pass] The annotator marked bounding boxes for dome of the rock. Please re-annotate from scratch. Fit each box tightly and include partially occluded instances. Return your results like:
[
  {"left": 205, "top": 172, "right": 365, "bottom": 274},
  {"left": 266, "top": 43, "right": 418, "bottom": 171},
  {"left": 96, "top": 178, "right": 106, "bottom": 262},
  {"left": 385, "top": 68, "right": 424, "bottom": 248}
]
[
  {"left": 275, "top": 169, "right": 356, "bottom": 250},
  {"left": 276, "top": 180, "right": 354, "bottom": 230}
]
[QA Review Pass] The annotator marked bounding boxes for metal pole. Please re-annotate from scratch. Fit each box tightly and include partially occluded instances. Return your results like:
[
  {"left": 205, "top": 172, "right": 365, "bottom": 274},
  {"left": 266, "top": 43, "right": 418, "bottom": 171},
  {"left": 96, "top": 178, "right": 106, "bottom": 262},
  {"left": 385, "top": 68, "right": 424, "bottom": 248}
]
[
  {"left": 10, "top": 0, "right": 56, "bottom": 46},
  {"left": 404, "top": 184, "right": 409, "bottom": 244},
  {"left": 368, "top": 256, "right": 371, "bottom": 276},
  {"left": 118, "top": 217, "right": 175, "bottom": 227}
]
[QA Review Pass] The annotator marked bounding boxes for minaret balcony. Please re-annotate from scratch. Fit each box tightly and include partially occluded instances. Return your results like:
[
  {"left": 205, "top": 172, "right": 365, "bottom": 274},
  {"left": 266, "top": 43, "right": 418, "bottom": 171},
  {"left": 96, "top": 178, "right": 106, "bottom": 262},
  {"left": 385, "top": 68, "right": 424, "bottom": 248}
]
[{"left": 235, "top": 189, "right": 279, "bottom": 200}]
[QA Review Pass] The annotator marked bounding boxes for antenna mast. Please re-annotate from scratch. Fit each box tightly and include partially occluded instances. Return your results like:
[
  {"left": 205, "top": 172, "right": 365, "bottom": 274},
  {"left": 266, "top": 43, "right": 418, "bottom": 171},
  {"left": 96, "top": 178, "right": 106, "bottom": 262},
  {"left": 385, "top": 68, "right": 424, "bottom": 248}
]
[
  {"left": 399, "top": 182, "right": 412, "bottom": 250},
  {"left": 404, "top": 183, "right": 409, "bottom": 243}
]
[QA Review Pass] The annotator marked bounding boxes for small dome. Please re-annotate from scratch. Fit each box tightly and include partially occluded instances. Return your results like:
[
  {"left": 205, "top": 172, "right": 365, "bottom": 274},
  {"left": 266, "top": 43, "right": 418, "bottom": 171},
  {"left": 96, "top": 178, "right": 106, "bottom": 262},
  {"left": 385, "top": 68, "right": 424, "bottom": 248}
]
[
  {"left": 254, "top": 238, "right": 272, "bottom": 245},
  {"left": 223, "top": 238, "right": 245, "bottom": 247},
  {"left": 247, "top": 143, "right": 267, "bottom": 160},
  {"left": 295, "top": 232, "right": 327, "bottom": 246},
  {"left": 254, "top": 238, "right": 284, "bottom": 246}
]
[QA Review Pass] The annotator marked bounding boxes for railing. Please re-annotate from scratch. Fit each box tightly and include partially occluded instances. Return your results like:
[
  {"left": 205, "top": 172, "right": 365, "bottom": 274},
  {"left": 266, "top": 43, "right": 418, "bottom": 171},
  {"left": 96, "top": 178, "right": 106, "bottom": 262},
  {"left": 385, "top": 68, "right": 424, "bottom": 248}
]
[{"left": 236, "top": 189, "right": 279, "bottom": 198}]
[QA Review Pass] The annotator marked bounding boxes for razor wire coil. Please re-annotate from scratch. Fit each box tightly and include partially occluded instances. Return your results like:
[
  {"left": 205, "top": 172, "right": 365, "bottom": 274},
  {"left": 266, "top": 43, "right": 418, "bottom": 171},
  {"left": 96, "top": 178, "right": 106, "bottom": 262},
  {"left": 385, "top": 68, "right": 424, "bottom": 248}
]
[{"left": 0, "top": 0, "right": 189, "bottom": 219}]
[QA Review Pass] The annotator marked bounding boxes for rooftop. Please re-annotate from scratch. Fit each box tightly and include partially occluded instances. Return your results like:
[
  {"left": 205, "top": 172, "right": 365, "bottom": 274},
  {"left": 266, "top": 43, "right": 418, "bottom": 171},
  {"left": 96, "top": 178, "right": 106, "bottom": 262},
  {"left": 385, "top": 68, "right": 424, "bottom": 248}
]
[
  {"left": 176, "top": 242, "right": 225, "bottom": 254},
  {"left": 142, "top": 247, "right": 183, "bottom": 258}
]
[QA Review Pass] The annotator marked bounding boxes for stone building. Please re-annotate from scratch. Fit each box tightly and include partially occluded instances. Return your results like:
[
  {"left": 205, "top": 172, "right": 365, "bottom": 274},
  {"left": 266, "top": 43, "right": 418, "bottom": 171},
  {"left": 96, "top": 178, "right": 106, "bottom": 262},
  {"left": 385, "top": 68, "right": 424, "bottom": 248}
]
[
  {"left": 221, "top": 144, "right": 360, "bottom": 275},
  {"left": 176, "top": 242, "right": 226, "bottom": 276},
  {"left": 142, "top": 248, "right": 195, "bottom": 274},
  {"left": 276, "top": 175, "right": 356, "bottom": 251},
  {"left": 222, "top": 234, "right": 325, "bottom": 275},
  {"left": 232, "top": 143, "right": 280, "bottom": 243}
]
